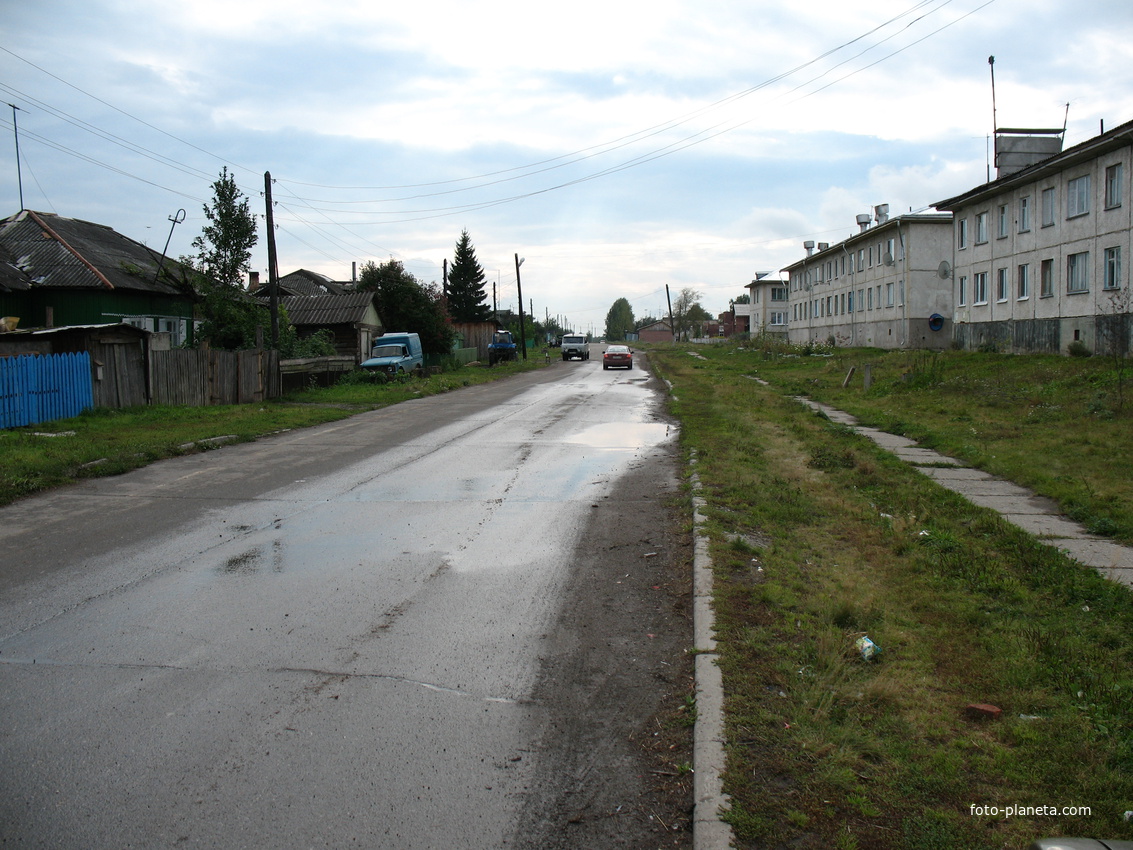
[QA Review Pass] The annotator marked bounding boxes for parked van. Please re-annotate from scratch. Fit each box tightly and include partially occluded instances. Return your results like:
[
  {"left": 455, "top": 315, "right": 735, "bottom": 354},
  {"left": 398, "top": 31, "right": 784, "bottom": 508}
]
[{"left": 361, "top": 332, "right": 424, "bottom": 377}]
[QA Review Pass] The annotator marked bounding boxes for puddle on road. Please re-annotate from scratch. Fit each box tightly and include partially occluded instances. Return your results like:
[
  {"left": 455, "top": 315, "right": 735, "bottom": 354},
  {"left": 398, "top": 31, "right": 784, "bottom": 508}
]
[{"left": 566, "top": 422, "right": 675, "bottom": 450}]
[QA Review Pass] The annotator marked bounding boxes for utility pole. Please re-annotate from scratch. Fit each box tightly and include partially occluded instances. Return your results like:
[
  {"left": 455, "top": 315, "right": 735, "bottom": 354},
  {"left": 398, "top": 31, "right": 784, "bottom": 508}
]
[
  {"left": 665, "top": 284, "right": 676, "bottom": 342},
  {"left": 443, "top": 258, "right": 448, "bottom": 299},
  {"left": 8, "top": 104, "right": 23, "bottom": 211},
  {"left": 515, "top": 254, "right": 527, "bottom": 360},
  {"left": 264, "top": 172, "right": 280, "bottom": 349}
]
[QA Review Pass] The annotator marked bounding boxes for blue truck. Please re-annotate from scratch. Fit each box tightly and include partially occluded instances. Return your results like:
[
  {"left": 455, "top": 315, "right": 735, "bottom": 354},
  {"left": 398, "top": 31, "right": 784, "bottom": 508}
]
[
  {"left": 361, "top": 332, "right": 424, "bottom": 378},
  {"left": 487, "top": 330, "right": 517, "bottom": 366}
]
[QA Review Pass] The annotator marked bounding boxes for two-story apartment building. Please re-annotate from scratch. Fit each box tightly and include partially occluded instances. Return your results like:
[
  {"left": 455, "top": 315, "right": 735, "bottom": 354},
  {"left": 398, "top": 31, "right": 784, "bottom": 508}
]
[
  {"left": 935, "top": 119, "right": 1133, "bottom": 354},
  {"left": 744, "top": 271, "right": 789, "bottom": 338},
  {"left": 782, "top": 207, "right": 954, "bottom": 349}
]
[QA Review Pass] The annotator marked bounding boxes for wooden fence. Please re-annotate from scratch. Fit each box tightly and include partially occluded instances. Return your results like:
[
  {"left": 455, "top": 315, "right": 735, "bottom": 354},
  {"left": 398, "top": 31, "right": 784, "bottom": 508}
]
[
  {"left": 151, "top": 349, "right": 280, "bottom": 405},
  {"left": 0, "top": 352, "right": 94, "bottom": 428}
]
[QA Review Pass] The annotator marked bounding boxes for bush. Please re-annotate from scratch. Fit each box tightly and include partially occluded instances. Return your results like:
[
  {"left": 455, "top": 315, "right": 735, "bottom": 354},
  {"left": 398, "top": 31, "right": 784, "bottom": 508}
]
[{"left": 1067, "top": 340, "right": 1093, "bottom": 358}]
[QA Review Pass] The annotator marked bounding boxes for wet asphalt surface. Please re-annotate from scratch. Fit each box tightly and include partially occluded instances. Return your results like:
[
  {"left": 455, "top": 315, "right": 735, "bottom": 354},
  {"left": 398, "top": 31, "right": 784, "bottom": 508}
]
[{"left": 0, "top": 350, "right": 688, "bottom": 848}]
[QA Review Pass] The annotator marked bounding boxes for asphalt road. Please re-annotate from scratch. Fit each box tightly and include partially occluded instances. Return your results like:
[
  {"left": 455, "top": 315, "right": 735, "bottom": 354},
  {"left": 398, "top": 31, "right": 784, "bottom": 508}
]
[{"left": 0, "top": 349, "right": 690, "bottom": 848}]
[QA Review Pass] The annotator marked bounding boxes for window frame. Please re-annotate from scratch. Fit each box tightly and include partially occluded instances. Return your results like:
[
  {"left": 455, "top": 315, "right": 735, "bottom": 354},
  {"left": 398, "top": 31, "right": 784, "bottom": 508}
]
[
  {"left": 973, "top": 271, "right": 988, "bottom": 305},
  {"left": 1041, "top": 187, "right": 1056, "bottom": 227},
  {"left": 1018, "top": 196, "right": 1031, "bottom": 232},
  {"left": 1017, "top": 263, "right": 1030, "bottom": 300},
  {"left": 997, "top": 204, "right": 1009, "bottom": 238},
  {"left": 1067, "top": 251, "right": 1090, "bottom": 294},
  {"left": 975, "top": 211, "right": 989, "bottom": 244},
  {"left": 1104, "top": 246, "right": 1122, "bottom": 290},
  {"left": 996, "top": 268, "right": 1009, "bottom": 302},
  {"left": 1067, "top": 175, "right": 1091, "bottom": 218},
  {"left": 1105, "top": 163, "right": 1123, "bottom": 209},
  {"left": 1040, "top": 259, "right": 1054, "bottom": 298}
]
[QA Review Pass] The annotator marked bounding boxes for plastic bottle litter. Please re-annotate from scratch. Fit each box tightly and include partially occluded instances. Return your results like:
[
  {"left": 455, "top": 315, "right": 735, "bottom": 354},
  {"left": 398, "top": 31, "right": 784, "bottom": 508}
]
[{"left": 855, "top": 636, "right": 881, "bottom": 660}]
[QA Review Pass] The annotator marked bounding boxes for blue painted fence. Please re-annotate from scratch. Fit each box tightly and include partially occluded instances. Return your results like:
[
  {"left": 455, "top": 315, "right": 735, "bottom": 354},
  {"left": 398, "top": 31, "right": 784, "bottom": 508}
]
[{"left": 0, "top": 352, "right": 94, "bottom": 429}]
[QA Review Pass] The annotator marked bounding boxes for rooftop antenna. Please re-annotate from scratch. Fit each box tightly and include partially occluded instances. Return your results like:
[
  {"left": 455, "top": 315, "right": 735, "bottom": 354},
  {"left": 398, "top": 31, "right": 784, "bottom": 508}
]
[
  {"left": 8, "top": 103, "right": 23, "bottom": 211},
  {"left": 988, "top": 56, "right": 996, "bottom": 183},
  {"left": 152, "top": 209, "right": 186, "bottom": 284}
]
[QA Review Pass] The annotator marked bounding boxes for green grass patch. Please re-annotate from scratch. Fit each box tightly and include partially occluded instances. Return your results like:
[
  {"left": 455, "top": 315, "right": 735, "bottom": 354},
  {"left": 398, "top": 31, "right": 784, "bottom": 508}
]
[
  {"left": 0, "top": 357, "right": 549, "bottom": 507},
  {"left": 648, "top": 343, "right": 1133, "bottom": 850}
]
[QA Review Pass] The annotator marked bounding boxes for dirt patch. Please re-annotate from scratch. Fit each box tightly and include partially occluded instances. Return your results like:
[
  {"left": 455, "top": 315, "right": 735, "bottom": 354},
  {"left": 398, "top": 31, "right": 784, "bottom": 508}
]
[{"left": 513, "top": 366, "right": 694, "bottom": 849}]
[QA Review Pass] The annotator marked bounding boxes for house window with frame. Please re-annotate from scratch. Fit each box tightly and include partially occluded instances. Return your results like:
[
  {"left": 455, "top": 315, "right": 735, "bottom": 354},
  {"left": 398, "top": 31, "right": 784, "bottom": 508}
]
[
  {"left": 1067, "top": 175, "right": 1091, "bottom": 218},
  {"left": 1067, "top": 251, "right": 1090, "bottom": 293},
  {"left": 958, "top": 275, "right": 968, "bottom": 307},
  {"left": 770, "top": 286, "right": 787, "bottom": 301},
  {"left": 1041, "top": 187, "right": 1056, "bottom": 226},
  {"left": 770, "top": 311, "right": 787, "bottom": 326},
  {"left": 847, "top": 290, "right": 854, "bottom": 312},
  {"left": 1105, "top": 163, "right": 1123, "bottom": 209},
  {"left": 858, "top": 289, "right": 864, "bottom": 311},
  {"left": 1040, "top": 259, "right": 1054, "bottom": 297},
  {"left": 885, "top": 282, "right": 894, "bottom": 307},
  {"left": 997, "top": 204, "right": 1009, "bottom": 238},
  {"left": 867, "top": 287, "right": 873, "bottom": 310},
  {"left": 1018, "top": 196, "right": 1031, "bottom": 232},
  {"left": 996, "top": 268, "right": 1009, "bottom": 302},
  {"left": 1017, "top": 264, "right": 1030, "bottom": 300},
  {"left": 975, "top": 211, "right": 989, "bottom": 243},
  {"left": 974, "top": 272, "right": 988, "bottom": 304},
  {"left": 1104, "top": 246, "right": 1122, "bottom": 290},
  {"left": 957, "top": 218, "right": 968, "bottom": 249}
]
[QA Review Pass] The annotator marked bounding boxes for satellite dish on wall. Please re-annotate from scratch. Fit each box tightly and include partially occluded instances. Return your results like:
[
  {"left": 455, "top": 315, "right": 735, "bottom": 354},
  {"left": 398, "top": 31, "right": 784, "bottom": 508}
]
[
  {"left": 937, "top": 260, "right": 953, "bottom": 279},
  {"left": 884, "top": 252, "right": 895, "bottom": 266},
  {"left": 929, "top": 313, "right": 945, "bottom": 332}
]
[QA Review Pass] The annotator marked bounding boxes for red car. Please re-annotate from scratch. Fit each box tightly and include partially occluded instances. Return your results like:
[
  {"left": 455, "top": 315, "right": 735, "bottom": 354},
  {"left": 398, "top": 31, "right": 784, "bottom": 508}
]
[{"left": 602, "top": 345, "right": 633, "bottom": 369}]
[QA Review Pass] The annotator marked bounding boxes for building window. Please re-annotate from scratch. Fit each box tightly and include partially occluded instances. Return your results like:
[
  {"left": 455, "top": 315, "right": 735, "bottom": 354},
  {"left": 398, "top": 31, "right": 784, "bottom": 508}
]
[
  {"left": 1067, "top": 251, "right": 1090, "bottom": 293},
  {"left": 1018, "top": 196, "right": 1031, "bottom": 232},
  {"left": 858, "top": 289, "right": 864, "bottom": 311},
  {"left": 997, "top": 204, "right": 1009, "bottom": 238},
  {"left": 1068, "top": 175, "right": 1091, "bottom": 218},
  {"left": 997, "top": 268, "right": 1009, "bottom": 302},
  {"left": 771, "top": 286, "right": 787, "bottom": 301},
  {"left": 886, "top": 237, "right": 895, "bottom": 263},
  {"left": 958, "top": 218, "right": 968, "bottom": 249},
  {"left": 847, "top": 290, "right": 854, "bottom": 312},
  {"left": 1040, "top": 259, "right": 1054, "bottom": 297},
  {"left": 975, "top": 211, "right": 989, "bottom": 243},
  {"left": 1104, "top": 246, "right": 1122, "bottom": 290},
  {"left": 974, "top": 272, "right": 988, "bottom": 304},
  {"left": 1017, "top": 264, "right": 1030, "bottom": 300},
  {"left": 958, "top": 275, "right": 968, "bottom": 307},
  {"left": 885, "top": 282, "right": 894, "bottom": 307},
  {"left": 867, "top": 287, "right": 873, "bottom": 310},
  {"left": 1105, "top": 163, "right": 1123, "bottom": 209},
  {"left": 770, "top": 311, "right": 787, "bottom": 326},
  {"left": 858, "top": 249, "right": 865, "bottom": 271},
  {"left": 1041, "top": 187, "right": 1056, "bottom": 226}
]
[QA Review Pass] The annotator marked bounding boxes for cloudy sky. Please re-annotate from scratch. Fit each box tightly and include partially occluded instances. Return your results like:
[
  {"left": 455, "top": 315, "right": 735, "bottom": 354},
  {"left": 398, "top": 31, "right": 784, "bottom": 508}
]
[{"left": 4, "top": 0, "right": 1133, "bottom": 331}]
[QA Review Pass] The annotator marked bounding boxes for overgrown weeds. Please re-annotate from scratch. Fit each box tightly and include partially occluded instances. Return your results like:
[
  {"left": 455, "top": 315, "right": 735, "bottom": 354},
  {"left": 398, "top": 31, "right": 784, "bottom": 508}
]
[{"left": 648, "top": 343, "right": 1133, "bottom": 850}]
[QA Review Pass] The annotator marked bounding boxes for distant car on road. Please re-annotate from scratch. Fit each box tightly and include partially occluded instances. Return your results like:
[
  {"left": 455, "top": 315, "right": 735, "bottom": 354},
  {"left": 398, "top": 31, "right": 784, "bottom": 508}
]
[
  {"left": 602, "top": 345, "right": 632, "bottom": 370},
  {"left": 561, "top": 334, "right": 589, "bottom": 361}
]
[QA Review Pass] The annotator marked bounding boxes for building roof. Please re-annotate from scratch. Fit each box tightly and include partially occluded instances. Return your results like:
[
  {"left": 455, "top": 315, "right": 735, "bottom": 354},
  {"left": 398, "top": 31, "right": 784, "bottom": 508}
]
[
  {"left": 0, "top": 210, "right": 196, "bottom": 296},
  {"left": 277, "top": 269, "right": 349, "bottom": 296},
  {"left": 934, "top": 117, "right": 1133, "bottom": 210},
  {"left": 780, "top": 212, "right": 951, "bottom": 274},
  {"left": 281, "top": 292, "right": 377, "bottom": 326}
]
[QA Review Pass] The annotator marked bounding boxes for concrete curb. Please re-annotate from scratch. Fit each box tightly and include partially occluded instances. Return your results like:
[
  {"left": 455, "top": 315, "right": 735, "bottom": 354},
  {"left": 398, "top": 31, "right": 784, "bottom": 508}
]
[{"left": 690, "top": 459, "right": 735, "bottom": 850}]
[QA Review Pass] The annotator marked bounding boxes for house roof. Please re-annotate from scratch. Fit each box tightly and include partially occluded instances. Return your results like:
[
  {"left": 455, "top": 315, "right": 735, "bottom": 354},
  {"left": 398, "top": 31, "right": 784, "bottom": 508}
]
[
  {"left": 0, "top": 210, "right": 194, "bottom": 296},
  {"left": 281, "top": 292, "right": 377, "bottom": 326},
  {"left": 277, "top": 269, "right": 349, "bottom": 296}
]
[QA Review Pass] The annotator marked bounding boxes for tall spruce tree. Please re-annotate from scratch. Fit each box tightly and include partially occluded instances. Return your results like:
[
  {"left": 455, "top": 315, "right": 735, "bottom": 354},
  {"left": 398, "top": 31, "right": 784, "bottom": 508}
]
[{"left": 446, "top": 229, "right": 491, "bottom": 322}]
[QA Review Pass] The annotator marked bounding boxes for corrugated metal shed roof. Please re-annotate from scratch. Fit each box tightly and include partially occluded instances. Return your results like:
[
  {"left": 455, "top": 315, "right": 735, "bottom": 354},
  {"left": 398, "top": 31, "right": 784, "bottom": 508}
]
[
  {"left": 281, "top": 292, "right": 377, "bottom": 326},
  {"left": 0, "top": 210, "right": 192, "bottom": 295}
]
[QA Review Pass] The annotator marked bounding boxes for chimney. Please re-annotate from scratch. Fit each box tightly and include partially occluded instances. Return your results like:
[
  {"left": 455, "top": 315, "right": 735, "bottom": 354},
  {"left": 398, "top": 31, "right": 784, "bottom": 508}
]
[
  {"left": 248, "top": 271, "right": 260, "bottom": 291},
  {"left": 803, "top": 240, "right": 815, "bottom": 256},
  {"left": 856, "top": 214, "right": 872, "bottom": 232},
  {"left": 817, "top": 242, "right": 829, "bottom": 251},
  {"left": 874, "top": 204, "right": 890, "bottom": 224}
]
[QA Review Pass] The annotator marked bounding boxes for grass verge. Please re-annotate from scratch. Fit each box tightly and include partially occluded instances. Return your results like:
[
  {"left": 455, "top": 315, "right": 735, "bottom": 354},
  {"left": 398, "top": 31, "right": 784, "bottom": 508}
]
[
  {"left": 0, "top": 357, "right": 548, "bottom": 507},
  {"left": 647, "top": 343, "right": 1133, "bottom": 850}
]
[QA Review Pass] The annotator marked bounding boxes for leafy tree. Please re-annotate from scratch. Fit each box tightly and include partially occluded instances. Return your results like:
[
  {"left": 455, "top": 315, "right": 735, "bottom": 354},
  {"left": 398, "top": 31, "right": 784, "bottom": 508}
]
[
  {"left": 604, "top": 298, "right": 636, "bottom": 341},
  {"left": 447, "top": 229, "right": 491, "bottom": 322},
  {"left": 673, "top": 287, "right": 710, "bottom": 340},
  {"left": 180, "top": 169, "right": 269, "bottom": 350},
  {"left": 358, "top": 259, "right": 456, "bottom": 355},
  {"left": 188, "top": 167, "right": 258, "bottom": 287}
]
